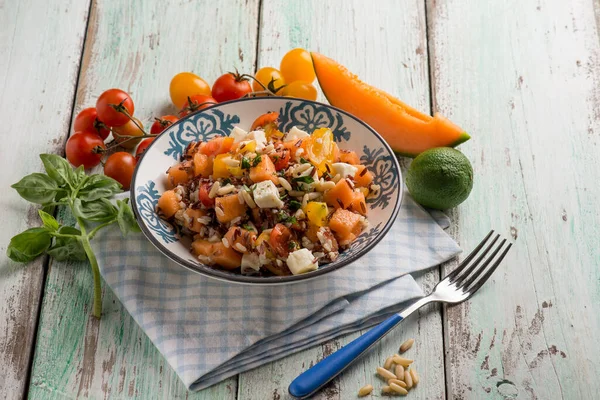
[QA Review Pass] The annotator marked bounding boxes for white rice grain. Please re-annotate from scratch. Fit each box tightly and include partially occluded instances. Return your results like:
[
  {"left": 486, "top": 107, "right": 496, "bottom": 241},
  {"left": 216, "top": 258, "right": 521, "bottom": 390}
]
[
  {"left": 223, "top": 157, "right": 240, "bottom": 167},
  {"left": 208, "top": 182, "right": 221, "bottom": 198},
  {"left": 235, "top": 243, "right": 248, "bottom": 253},
  {"left": 222, "top": 238, "right": 230, "bottom": 248},
  {"left": 217, "top": 184, "right": 235, "bottom": 195},
  {"left": 241, "top": 190, "right": 257, "bottom": 208},
  {"left": 278, "top": 177, "right": 292, "bottom": 191}
]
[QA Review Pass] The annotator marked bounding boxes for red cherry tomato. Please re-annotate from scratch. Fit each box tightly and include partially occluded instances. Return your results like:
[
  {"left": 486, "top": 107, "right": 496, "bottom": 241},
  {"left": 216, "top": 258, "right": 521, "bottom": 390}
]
[
  {"left": 104, "top": 152, "right": 137, "bottom": 190},
  {"left": 73, "top": 107, "right": 110, "bottom": 140},
  {"left": 65, "top": 132, "right": 106, "bottom": 169},
  {"left": 135, "top": 138, "right": 155, "bottom": 161},
  {"left": 199, "top": 183, "right": 215, "bottom": 207},
  {"left": 178, "top": 94, "right": 218, "bottom": 117},
  {"left": 211, "top": 72, "right": 252, "bottom": 102},
  {"left": 150, "top": 115, "right": 178, "bottom": 135},
  {"left": 96, "top": 89, "right": 135, "bottom": 127},
  {"left": 270, "top": 147, "right": 291, "bottom": 171},
  {"left": 270, "top": 223, "right": 293, "bottom": 257}
]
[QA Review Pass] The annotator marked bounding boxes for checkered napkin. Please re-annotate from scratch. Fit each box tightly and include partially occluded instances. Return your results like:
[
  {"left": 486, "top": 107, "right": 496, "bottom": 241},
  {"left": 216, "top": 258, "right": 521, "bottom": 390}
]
[{"left": 92, "top": 194, "right": 460, "bottom": 390}]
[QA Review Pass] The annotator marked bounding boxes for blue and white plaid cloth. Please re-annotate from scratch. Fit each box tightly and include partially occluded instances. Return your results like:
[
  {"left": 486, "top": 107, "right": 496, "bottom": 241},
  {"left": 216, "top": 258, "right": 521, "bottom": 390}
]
[{"left": 92, "top": 194, "right": 460, "bottom": 390}]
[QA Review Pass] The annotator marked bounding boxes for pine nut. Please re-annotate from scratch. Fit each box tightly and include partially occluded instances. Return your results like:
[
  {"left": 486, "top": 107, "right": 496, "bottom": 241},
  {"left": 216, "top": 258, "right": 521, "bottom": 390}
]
[
  {"left": 376, "top": 366, "right": 396, "bottom": 380},
  {"left": 241, "top": 190, "right": 257, "bottom": 209},
  {"left": 357, "top": 384, "right": 373, "bottom": 397},
  {"left": 394, "top": 364, "right": 405, "bottom": 381},
  {"left": 404, "top": 367, "right": 413, "bottom": 389},
  {"left": 278, "top": 177, "right": 292, "bottom": 191},
  {"left": 399, "top": 338, "right": 415, "bottom": 353},
  {"left": 388, "top": 379, "right": 407, "bottom": 388},
  {"left": 381, "top": 386, "right": 392, "bottom": 394},
  {"left": 208, "top": 182, "right": 221, "bottom": 198},
  {"left": 389, "top": 382, "right": 408, "bottom": 395},
  {"left": 392, "top": 355, "right": 413, "bottom": 367},
  {"left": 383, "top": 356, "right": 394, "bottom": 370},
  {"left": 410, "top": 368, "right": 419, "bottom": 386}
]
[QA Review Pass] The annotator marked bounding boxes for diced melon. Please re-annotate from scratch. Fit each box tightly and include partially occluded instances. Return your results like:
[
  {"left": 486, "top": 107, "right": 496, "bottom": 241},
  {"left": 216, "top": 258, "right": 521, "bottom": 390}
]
[
  {"left": 249, "top": 155, "right": 278, "bottom": 184},
  {"left": 191, "top": 239, "right": 213, "bottom": 258},
  {"left": 157, "top": 190, "right": 181, "bottom": 218},
  {"left": 339, "top": 150, "right": 360, "bottom": 165},
  {"left": 184, "top": 208, "right": 207, "bottom": 232},
  {"left": 193, "top": 153, "right": 213, "bottom": 177},
  {"left": 200, "top": 137, "right": 234, "bottom": 156},
  {"left": 329, "top": 208, "right": 363, "bottom": 244},
  {"left": 224, "top": 226, "right": 256, "bottom": 253},
  {"left": 215, "top": 194, "right": 247, "bottom": 223},
  {"left": 167, "top": 163, "right": 190, "bottom": 188},
  {"left": 348, "top": 191, "right": 367, "bottom": 216},
  {"left": 324, "top": 179, "right": 355, "bottom": 209},
  {"left": 305, "top": 223, "right": 320, "bottom": 242},
  {"left": 353, "top": 165, "right": 374, "bottom": 187},
  {"left": 211, "top": 242, "right": 243, "bottom": 269}
]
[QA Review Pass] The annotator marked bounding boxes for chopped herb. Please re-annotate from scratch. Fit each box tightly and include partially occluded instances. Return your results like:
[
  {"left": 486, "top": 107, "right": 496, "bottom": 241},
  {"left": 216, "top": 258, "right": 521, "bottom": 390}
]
[
  {"left": 242, "top": 184, "right": 251, "bottom": 192},
  {"left": 272, "top": 155, "right": 279, "bottom": 162},
  {"left": 288, "top": 241, "right": 299, "bottom": 250},
  {"left": 252, "top": 155, "right": 262, "bottom": 167},
  {"left": 222, "top": 178, "right": 231, "bottom": 185},
  {"left": 241, "top": 157, "right": 251, "bottom": 169},
  {"left": 289, "top": 200, "right": 302, "bottom": 211},
  {"left": 293, "top": 176, "right": 314, "bottom": 184},
  {"left": 242, "top": 223, "right": 255, "bottom": 231},
  {"left": 300, "top": 157, "right": 310, "bottom": 164},
  {"left": 280, "top": 193, "right": 288, "bottom": 200},
  {"left": 322, "top": 171, "right": 333, "bottom": 180}
]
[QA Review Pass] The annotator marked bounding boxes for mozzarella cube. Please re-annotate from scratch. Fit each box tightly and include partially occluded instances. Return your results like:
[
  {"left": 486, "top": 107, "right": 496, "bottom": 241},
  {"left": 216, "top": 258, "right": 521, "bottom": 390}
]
[
  {"left": 230, "top": 126, "right": 249, "bottom": 143},
  {"left": 249, "top": 130, "right": 267, "bottom": 150},
  {"left": 253, "top": 180, "right": 284, "bottom": 209},
  {"left": 332, "top": 162, "right": 358, "bottom": 178},
  {"left": 241, "top": 253, "right": 261, "bottom": 274},
  {"left": 286, "top": 248, "right": 318, "bottom": 275},
  {"left": 285, "top": 126, "right": 310, "bottom": 143}
]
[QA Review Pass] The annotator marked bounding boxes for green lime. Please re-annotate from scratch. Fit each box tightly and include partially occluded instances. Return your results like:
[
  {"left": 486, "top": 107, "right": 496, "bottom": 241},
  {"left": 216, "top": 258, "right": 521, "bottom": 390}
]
[{"left": 406, "top": 147, "right": 473, "bottom": 210}]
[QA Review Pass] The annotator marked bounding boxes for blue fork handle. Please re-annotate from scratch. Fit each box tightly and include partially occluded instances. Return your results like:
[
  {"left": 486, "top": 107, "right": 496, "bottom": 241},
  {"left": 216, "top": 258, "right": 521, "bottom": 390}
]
[{"left": 288, "top": 313, "right": 403, "bottom": 399}]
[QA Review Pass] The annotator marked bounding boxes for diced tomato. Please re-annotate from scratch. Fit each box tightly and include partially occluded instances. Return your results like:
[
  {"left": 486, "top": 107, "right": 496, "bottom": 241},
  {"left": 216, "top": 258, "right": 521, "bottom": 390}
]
[
  {"left": 269, "top": 223, "right": 292, "bottom": 257},
  {"left": 251, "top": 112, "right": 279, "bottom": 131},
  {"left": 200, "top": 137, "right": 234, "bottom": 157},
  {"left": 270, "top": 147, "right": 291, "bottom": 171},
  {"left": 199, "top": 183, "right": 214, "bottom": 208}
]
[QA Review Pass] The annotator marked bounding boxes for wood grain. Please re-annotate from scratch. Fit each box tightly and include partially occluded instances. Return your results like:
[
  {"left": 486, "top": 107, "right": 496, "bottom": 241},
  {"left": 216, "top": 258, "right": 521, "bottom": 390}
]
[
  {"left": 428, "top": 0, "right": 600, "bottom": 398},
  {"left": 27, "top": 0, "right": 259, "bottom": 398},
  {"left": 0, "top": 1, "right": 91, "bottom": 397},
  {"left": 237, "top": 1, "right": 446, "bottom": 399}
]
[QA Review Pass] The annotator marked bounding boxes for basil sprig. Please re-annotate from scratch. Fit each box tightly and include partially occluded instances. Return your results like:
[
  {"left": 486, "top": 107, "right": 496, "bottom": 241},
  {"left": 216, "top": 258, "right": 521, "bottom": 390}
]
[{"left": 7, "top": 154, "right": 140, "bottom": 318}]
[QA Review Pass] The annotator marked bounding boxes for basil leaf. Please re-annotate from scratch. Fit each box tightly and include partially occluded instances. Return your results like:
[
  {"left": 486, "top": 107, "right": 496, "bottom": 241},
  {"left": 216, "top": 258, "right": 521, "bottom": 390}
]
[
  {"left": 289, "top": 200, "right": 302, "bottom": 211},
  {"left": 116, "top": 198, "right": 141, "bottom": 236},
  {"left": 11, "top": 173, "right": 60, "bottom": 204},
  {"left": 73, "top": 165, "right": 87, "bottom": 188},
  {"left": 78, "top": 174, "right": 122, "bottom": 202},
  {"left": 40, "top": 154, "right": 74, "bottom": 188},
  {"left": 241, "top": 157, "right": 251, "bottom": 169},
  {"left": 73, "top": 198, "right": 118, "bottom": 222},
  {"left": 252, "top": 155, "right": 262, "bottom": 167},
  {"left": 6, "top": 227, "right": 52, "bottom": 263},
  {"left": 38, "top": 210, "right": 59, "bottom": 231},
  {"left": 293, "top": 176, "right": 314, "bottom": 184},
  {"left": 47, "top": 226, "right": 86, "bottom": 261}
]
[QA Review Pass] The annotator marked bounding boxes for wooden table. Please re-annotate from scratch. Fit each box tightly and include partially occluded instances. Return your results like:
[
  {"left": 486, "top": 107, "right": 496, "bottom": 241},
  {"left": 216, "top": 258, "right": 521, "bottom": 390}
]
[{"left": 1, "top": 0, "right": 599, "bottom": 398}]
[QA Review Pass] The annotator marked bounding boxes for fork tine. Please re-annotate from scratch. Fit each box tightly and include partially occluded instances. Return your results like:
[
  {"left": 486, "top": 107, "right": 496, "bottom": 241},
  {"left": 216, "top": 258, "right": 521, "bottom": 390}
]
[
  {"left": 464, "top": 242, "right": 512, "bottom": 295},
  {"left": 459, "top": 238, "right": 506, "bottom": 289},
  {"left": 452, "top": 234, "right": 500, "bottom": 286},
  {"left": 446, "top": 230, "right": 494, "bottom": 283}
]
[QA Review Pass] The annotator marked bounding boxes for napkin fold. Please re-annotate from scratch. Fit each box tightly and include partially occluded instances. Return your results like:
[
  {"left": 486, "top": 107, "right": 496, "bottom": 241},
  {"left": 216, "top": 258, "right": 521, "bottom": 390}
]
[{"left": 92, "top": 194, "right": 460, "bottom": 390}]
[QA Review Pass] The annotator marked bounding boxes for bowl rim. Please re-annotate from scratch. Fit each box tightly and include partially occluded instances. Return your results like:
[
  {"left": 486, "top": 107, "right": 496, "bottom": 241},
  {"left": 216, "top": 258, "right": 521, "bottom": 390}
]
[{"left": 130, "top": 96, "right": 403, "bottom": 284}]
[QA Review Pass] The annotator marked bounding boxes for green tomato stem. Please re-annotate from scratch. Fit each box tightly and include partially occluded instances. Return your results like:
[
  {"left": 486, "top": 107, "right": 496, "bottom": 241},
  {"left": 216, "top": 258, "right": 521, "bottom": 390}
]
[{"left": 87, "top": 219, "right": 117, "bottom": 240}]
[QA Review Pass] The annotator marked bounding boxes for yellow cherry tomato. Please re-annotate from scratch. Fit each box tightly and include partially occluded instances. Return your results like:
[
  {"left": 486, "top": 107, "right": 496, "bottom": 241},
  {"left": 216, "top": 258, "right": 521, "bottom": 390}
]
[
  {"left": 169, "top": 72, "right": 211, "bottom": 109},
  {"left": 253, "top": 67, "right": 285, "bottom": 92},
  {"left": 282, "top": 81, "right": 318, "bottom": 101},
  {"left": 305, "top": 128, "right": 335, "bottom": 174},
  {"left": 113, "top": 117, "right": 144, "bottom": 149},
  {"left": 280, "top": 48, "right": 316, "bottom": 83},
  {"left": 304, "top": 202, "right": 329, "bottom": 227}
]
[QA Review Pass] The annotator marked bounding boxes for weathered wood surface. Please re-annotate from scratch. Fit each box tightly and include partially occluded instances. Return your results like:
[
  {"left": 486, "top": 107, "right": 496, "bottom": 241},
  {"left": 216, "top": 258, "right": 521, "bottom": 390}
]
[
  {"left": 429, "top": 0, "right": 600, "bottom": 398},
  {"left": 27, "top": 0, "right": 259, "bottom": 398},
  {"left": 237, "top": 1, "right": 447, "bottom": 399},
  {"left": 0, "top": 1, "right": 91, "bottom": 398}
]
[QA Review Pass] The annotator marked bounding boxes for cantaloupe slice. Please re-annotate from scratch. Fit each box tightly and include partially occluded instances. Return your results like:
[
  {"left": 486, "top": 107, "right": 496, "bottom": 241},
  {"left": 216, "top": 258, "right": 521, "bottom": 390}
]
[{"left": 311, "top": 52, "right": 470, "bottom": 157}]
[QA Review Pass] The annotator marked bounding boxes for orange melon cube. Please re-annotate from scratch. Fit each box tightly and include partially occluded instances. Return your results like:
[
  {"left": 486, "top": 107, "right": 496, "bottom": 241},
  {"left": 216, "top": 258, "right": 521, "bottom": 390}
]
[
  {"left": 193, "top": 153, "right": 213, "bottom": 177},
  {"left": 167, "top": 162, "right": 190, "bottom": 188},
  {"left": 324, "top": 178, "right": 355, "bottom": 209},
  {"left": 339, "top": 150, "right": 360, "bottom": 165},
  {"left": 184, "top": 208, "right": 208, "bottom": 232},
  {"left": 348, "top": 191, "right": 367, "bottom": 216},
  {"left": 329, "top": 208, "right": 363, "bottom": 244},
  {"left": 249, "top": 155, "right": 278, "bottom": 184},
  {"left": 214, "top": 194, "right": 247, "bottom": 224},
  {"left": 191, "top": 240, "right": 242, "bottom": 270},
  {"left": 353, "top": 165, "right": 374, "bottom": 187},
  {"left": 157, "top": 190, "right": 181, "bottom": 218}
]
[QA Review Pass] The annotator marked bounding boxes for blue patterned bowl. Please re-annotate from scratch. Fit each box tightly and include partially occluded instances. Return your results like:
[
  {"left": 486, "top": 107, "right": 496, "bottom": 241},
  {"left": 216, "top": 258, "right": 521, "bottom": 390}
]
[{"left": 130, "top": 97, "right": 402, "bottom": 284}]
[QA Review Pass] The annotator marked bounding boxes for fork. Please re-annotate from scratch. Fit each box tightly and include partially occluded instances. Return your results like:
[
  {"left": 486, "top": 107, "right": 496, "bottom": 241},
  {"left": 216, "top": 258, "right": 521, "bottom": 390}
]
[{"left": 288, "top": 230, "right": 512, "bottom": 399}]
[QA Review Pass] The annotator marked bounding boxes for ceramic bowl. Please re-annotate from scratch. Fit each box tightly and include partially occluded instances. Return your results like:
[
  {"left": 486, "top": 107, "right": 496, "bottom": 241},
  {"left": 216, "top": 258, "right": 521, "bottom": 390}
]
[{"left": 130, "top": 97, "right": 402, "bottom": 284}]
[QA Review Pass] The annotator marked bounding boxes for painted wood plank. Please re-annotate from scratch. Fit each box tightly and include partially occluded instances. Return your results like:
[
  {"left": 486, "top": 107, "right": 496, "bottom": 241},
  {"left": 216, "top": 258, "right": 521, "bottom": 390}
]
[
  {"left": 237, "top": 1, "right": 446, "bottom": 399},
  {"left": 27, "top": 0, "right": 260, "bottom": 398},
  {"left": 428, "top": 0, "right": 600, "bottom": 398},
  {"left": 0, "top": 1, "right": 91, "bottom": 397}
]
